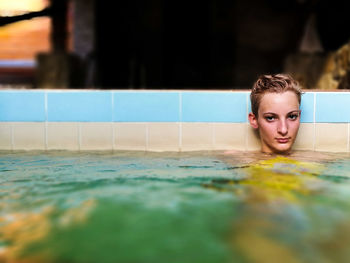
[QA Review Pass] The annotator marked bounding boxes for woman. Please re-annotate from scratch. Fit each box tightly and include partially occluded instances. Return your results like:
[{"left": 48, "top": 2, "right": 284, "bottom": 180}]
[{"left": 248, "top": 73, "right": 302, "bottom": 155}]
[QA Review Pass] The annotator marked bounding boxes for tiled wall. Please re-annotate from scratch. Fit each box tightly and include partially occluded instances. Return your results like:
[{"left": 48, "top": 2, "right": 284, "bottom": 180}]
[{"left": 0, "top": 90, "right": 350, "bottom": 152}]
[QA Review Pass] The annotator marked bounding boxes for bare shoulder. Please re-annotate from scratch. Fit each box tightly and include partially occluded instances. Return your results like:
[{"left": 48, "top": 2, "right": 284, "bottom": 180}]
[
  {"left": 217, "top": 150, "right": 273, "bottom": 166},
  {"left": 217, "top": 149, "right": 344, "bottom": 166}
]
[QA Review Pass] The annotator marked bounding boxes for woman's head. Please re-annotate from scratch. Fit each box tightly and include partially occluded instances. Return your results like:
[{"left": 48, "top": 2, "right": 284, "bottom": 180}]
[
  {"left": 250, "top": 74, "right": 302, "bottom": 117},
  {"left": 249, "top": 74, "right": 303, "bottom": 154}
]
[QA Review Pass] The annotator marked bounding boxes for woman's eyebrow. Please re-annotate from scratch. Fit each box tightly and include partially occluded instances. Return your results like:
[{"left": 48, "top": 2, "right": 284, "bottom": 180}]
[
  {"left": 288, "top": 110, "right": 300, "bottom": 114},
  {"left": 262, "top": 110, "right": 299, "bottom": 116}
]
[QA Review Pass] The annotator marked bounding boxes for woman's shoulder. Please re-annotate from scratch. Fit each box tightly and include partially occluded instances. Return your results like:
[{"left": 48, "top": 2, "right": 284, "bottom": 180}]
[{"left": 218, "top": 149, "right": 341, "bottom": 166}]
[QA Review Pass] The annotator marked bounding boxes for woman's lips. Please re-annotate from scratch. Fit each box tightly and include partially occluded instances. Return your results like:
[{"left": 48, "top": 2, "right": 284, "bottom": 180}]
[{"left": 276, "top": 138, "right": 290, "bottom": 143}]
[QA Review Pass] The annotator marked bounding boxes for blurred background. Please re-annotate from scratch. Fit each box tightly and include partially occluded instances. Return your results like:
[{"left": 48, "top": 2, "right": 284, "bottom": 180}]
[{"left": 0, "top": 0, "right": 349, "bottom": 89}]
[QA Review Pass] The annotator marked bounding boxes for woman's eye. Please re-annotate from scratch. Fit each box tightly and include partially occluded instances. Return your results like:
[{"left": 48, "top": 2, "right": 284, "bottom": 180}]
[
  {"left": 288, "top": 114, "right": 299, "bottom": 120},
  {"left": 265, "top": 116, "right": 275, "bottom": 122}
]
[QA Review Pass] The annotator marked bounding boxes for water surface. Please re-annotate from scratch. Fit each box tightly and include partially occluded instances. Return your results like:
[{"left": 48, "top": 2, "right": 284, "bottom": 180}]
[{"left": 1, "top": 150, "right": 350, "bottom": 263}]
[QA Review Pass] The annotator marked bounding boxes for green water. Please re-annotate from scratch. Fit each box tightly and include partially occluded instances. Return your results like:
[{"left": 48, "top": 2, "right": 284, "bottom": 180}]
[{"left": 1, "top": 150, "right": 350, "bottom": 263}]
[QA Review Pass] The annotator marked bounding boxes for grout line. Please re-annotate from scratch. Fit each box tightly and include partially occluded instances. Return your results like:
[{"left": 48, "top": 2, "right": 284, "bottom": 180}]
[
  {"left": 179, "top": 122, "right": 182, "bottom": 152},
  {"left": 313, "top": 92, "right": 316, "bottom": 151},
  {"left": 78, "top": 123, "right": 82, "bottom": 151},
  {"left": 111, "top": 92, "right": 115, "bottom": 151},
  {"left": 245, "top": 123, "right": 248, "bottom": 151},
  {"left": 45, "top": 122, "right": 48, "bottom": 150},
  {"left": 212, "top": 123, "right": 215, "bottom": 150},
  {"left": 145, "top": 123, "right": 149, "bottom": 151},
  {"left": 111, "top": 91, "right": 114, "bottom": 122},
  {"left": 11, "top": 123, "right": 14, "bottom": 151},
  {"left": 313, "top": 122, "right": 316, "bottom": 151},
  {"left": 112, "top": 123, "right": 115, "bottom": 151},
  {"left": 179, "top": 92, "right": 182, "bottom": 152},
  {"left": 44, "top": 92, "right": 48, "bottom": 121},
  {"left": 178, "top": 93, "right": 182, "bottom": 152},
  {"left": 313, "top": 92, "right": 316, "bottom": 123},
  {"left": 346, "top": 122, "right": 350, "bottom": 152},
  {"left": 44, "top": 92, "right": 48, "bottom": 150},
  {"left": 179, "top": 92, "right": 182, "bottom": 122}
]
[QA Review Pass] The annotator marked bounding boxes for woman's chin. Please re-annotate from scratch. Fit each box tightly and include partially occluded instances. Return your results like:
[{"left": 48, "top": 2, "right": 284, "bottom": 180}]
[
  {"left": 274, "top": 144, "right": 293, "bottom": 154},
  {"left": 262, "top": 143, "right": 292, "bottom": 155}
]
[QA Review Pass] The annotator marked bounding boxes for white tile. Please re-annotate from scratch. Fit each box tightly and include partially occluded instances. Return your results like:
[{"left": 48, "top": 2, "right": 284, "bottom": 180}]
[
  {"left": 181, "top": 123, "right": 213, "bottom": 151},
  {"left": 0, "top": 123, "right": 12, "bottom": 150},
  {"left": 47, "top": 122, "right": 79, "bottom": 150},
  {"left": 148, "top": 123, "right": 179, "bottom": 151},
  {"left": 80, "top": 123, "right": 113, "bottom": 150},
  {"left": 12, "top": 122, "right": 45, "bottom": 150},
  {"left": 114, "top": 123, "right": 147, "bottom": 151}
]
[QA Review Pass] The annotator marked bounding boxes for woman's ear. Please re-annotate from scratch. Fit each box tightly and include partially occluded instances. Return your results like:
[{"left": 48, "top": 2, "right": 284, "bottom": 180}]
[{"left": 248, "top": 113, "right": 259, "bottom": 129}]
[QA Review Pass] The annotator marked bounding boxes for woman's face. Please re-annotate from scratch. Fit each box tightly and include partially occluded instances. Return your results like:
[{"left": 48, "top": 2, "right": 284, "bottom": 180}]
[{"left": 249, "top": 91, "right": 301, "bottom": 154}]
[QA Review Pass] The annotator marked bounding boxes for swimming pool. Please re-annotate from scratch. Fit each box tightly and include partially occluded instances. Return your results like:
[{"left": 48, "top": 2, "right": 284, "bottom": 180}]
[{"left": 1, "top": 150, "right": 350, "bottom": 263}]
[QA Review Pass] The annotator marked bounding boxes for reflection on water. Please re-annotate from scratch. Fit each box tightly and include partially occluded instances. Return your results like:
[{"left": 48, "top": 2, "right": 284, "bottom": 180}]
[
  {"left": 1, "top": 150, "right": 350, "bottom": 263},
  {"left": 209, "top": 154, "right": 350, "bottom": 263}
]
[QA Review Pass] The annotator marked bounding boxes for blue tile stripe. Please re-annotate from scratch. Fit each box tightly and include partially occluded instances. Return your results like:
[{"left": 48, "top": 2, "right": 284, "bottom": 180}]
[
  {"left": 0, "top": 91, "right": 46, "bottom": 122},
  {"left": 316, "top": 92, "right": 350, "bottom": 123},
  {"left": 300, "top": 92, "right": 315, "bottom": 123},
  {"left": 113, "top": 91, "right": 180, "bottom": 122},
  {"left": 47, "top": 91, "right": 113, "bottom": 122},
  {"left": 0, "top": 90, "right": 348, "bottom": 123},
  {"left": 182, "top": 92, "right": 248, "bottom": 122}
]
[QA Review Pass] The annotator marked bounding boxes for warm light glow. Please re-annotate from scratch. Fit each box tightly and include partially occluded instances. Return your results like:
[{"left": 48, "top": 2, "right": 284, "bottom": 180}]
[
  {"left": 0, "top": 0, "right": 50, "bottom": 60},
  {"left": 0, "top": 0, "right": 48, "bottom": 15}
]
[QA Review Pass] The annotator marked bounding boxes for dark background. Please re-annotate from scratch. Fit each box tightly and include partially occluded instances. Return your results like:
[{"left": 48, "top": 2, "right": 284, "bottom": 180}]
[
  {"left": 94, "top": 0, "right": 350, "bottom": 89},
  {"left": 1, "top": 0, "right": 349, "bottom": 89}
]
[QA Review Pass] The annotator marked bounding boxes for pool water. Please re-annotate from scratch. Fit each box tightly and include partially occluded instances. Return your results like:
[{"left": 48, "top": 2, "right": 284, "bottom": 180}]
[{"left": 1, "top": 150, "right": 350, "bottom": 263}]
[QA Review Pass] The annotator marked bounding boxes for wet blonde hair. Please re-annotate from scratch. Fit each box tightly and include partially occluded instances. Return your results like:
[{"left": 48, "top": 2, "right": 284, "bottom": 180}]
[{"left": 250, "top": 73, "right": 302, "bottom": 117}]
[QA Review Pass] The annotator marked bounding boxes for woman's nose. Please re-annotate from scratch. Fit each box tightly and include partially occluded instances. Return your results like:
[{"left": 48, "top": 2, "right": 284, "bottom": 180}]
[{"left": 277, "top": 119, "right": 288, "bottom": 135}]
